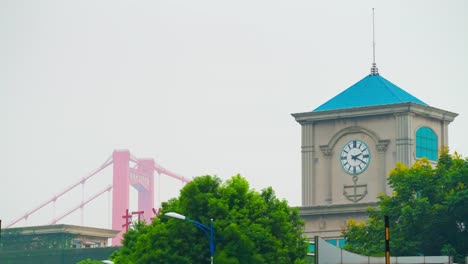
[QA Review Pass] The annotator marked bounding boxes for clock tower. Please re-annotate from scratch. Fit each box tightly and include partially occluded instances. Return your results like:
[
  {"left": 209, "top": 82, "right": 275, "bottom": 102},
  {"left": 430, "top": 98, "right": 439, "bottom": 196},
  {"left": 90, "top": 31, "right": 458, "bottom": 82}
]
[{"left": 292, "top": 65, "right": 458, "bottom": 242}]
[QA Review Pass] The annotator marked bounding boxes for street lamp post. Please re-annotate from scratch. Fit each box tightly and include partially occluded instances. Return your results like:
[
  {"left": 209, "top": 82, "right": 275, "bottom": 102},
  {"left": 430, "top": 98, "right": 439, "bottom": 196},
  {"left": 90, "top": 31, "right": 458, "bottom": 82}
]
[{"left": 165, "top": 212, "right": 215, "bottom": 264}]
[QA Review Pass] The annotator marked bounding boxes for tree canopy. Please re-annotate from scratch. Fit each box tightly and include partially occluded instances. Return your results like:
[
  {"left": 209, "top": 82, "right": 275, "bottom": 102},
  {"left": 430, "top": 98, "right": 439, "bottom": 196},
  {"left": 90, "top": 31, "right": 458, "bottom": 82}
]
[
  {"left": 343, "top": 151, "right": 468, "bottom": 261},
  {"left": 111, "top": 175, "right": 308, "bottom": 264}
]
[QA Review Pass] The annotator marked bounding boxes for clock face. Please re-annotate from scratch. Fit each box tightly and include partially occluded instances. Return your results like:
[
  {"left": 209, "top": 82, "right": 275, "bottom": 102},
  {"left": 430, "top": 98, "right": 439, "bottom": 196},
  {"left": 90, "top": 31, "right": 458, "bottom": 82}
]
[{"left": 340, "top": 140, "right": 370, "bottom": 175}]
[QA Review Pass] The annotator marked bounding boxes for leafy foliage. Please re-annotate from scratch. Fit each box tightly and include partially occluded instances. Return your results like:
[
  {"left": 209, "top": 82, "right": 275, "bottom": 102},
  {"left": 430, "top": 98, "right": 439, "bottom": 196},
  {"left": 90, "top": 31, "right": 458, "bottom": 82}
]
[
  {"left": 343, "top": 151, "right": 468, "bottom": 261},
  {"left": 111, "top": 175, "right": 308, "bottom": 264},
  {"left": 77, "top": 258, "right": 105, "bottom": 264}
]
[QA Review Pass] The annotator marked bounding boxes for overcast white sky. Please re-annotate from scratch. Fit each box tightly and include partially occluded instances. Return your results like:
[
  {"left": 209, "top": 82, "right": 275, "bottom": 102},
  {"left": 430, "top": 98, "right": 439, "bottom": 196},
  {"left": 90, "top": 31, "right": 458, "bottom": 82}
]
[{"left": 1, "top": 0, "right": 467, "bottom": 229}]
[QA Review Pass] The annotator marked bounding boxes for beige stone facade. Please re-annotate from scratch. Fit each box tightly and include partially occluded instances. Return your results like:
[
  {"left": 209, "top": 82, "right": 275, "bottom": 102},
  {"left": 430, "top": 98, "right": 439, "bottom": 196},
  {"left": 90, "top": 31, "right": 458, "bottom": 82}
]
[{"left": 292, "top": 102, "right": 457, "bottom": 240}]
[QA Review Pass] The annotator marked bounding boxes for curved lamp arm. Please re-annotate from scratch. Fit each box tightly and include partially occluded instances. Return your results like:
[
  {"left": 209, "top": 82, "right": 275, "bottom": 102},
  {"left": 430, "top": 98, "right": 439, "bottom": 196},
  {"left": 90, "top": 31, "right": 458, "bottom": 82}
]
[{"left": 165, "top": 212, "right": 215, "bottom": 264}]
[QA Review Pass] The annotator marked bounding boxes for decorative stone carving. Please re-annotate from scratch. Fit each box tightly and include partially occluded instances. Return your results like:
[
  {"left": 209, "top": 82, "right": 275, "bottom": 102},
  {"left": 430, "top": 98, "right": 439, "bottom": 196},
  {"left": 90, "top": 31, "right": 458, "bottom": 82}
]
[
  {"left": 319, "top": 220, "right": 326, "bottom": 230},
  {"left": 376, "top": 140, "right": 390, "bottom": 153},
  {"left": 319, "top": 145, "right": 333, "bottom": 157},
  {"left": 343, "top": 176, "right": 368, "bottom": 203}
]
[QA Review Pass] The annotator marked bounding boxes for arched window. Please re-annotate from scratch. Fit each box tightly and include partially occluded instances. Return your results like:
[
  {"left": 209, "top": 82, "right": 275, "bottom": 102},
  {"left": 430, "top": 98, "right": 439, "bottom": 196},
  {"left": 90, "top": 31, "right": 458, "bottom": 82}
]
[{"left": 415, "top": 127, "right": 438, "bottom": 161}]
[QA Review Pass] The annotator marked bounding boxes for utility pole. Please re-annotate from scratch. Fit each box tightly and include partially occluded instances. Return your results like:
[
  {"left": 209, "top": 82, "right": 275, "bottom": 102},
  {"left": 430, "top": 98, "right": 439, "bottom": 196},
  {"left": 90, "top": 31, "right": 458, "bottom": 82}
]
[{"left": 385, "top": 215, "right": 390, "bottom": 264}]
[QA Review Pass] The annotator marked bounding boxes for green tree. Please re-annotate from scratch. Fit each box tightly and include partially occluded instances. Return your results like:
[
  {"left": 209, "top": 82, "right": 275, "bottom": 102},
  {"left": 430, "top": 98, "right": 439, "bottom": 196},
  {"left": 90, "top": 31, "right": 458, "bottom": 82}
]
[
  {"left": 111, "top": 175, "right": 308, "bottom": 264},
  {"left": 76, "top": 259, "right": 104, "bottom": 264},
  {"left": 343, "top": 151, "right": 468, "bottom": 262}
]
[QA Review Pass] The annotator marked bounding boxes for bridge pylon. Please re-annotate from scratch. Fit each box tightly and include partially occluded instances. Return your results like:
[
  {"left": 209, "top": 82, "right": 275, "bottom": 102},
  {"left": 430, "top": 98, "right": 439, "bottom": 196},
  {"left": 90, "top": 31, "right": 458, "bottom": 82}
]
[{"left": 112, "top": 150, "right": 155, "bottom": 245}]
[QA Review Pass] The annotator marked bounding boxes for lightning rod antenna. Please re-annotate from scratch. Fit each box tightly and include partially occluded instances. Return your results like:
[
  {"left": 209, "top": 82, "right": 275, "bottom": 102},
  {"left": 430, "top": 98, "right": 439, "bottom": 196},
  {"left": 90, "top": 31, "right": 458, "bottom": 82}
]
[{"left": 371, "top": 8, "right": 379, "bottom": 75}]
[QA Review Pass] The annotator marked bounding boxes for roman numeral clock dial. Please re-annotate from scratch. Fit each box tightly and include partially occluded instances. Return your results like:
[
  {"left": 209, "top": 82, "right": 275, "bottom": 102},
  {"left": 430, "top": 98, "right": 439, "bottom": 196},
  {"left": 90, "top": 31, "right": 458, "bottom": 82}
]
[{"left": 340, "top": 140, "right": 371, "bottom": 175}]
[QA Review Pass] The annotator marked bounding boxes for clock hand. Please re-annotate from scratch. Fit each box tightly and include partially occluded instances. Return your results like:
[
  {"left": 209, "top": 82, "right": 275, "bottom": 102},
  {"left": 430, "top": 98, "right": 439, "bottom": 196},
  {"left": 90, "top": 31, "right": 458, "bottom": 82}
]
[
  {"left": 356, "top": 157, "right": 367, "bottom": 164},
  {"left": 351, "top": 153, "right": 362, "bottom": 160}
]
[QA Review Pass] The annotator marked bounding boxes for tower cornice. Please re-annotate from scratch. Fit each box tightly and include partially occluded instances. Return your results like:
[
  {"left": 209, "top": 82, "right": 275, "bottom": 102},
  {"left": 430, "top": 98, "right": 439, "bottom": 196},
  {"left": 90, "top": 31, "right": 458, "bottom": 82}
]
[{"left": 292, "top": 102, "right": 458, "bottom": 124}]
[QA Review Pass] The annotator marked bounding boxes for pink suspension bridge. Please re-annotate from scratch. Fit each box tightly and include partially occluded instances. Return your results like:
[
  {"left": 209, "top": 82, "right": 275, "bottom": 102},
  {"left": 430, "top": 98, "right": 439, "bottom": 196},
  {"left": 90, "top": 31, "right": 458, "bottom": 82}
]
[{"left": 6, "top": 150, "right": 190, "bottom": 245}]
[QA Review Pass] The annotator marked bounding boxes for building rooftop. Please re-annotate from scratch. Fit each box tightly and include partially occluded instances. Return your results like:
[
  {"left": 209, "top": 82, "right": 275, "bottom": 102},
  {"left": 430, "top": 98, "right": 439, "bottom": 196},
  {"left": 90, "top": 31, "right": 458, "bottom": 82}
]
[
  {"left": 3, "top": 224, "right": 120, "bottom": 249},
  {"left": 313, "top": 74, "right": 427, "bottom": 112},
  {"left": 5, "top": 224, "right": 120, "bottom": 239}
]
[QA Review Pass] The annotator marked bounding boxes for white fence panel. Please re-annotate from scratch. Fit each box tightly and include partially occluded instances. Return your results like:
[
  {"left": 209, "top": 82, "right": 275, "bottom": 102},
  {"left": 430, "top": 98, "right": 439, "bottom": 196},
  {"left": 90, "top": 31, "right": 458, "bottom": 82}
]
[{"left": 316, "top": 236, "right": 452, "bottom": 264}]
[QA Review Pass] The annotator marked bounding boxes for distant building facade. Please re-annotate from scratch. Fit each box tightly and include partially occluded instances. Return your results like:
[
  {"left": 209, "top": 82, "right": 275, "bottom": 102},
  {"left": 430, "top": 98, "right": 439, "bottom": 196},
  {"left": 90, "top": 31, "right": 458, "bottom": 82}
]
[
  {"left": 292, "top": 66, "right": 457, "bottom": 243},
  {"left": 0, "top": 224, "right": 120, "bottom": 263},
  {"left": 2, "top": 224, "right": 119, "bottom": 249}
]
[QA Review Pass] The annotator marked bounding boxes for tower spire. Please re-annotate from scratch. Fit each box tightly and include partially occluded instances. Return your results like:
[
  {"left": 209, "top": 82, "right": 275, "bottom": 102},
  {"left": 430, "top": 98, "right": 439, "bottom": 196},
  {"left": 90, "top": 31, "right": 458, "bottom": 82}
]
[{"left": 370, "top": 8, "right": 379, "bottom": 75}]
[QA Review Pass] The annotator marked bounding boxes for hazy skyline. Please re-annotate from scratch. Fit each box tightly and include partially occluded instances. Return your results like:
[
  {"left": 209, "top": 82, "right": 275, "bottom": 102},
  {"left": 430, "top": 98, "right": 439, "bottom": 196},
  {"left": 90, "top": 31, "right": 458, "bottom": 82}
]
[{"left": 2, "top": 0, "right": 467, "bottom": 229}]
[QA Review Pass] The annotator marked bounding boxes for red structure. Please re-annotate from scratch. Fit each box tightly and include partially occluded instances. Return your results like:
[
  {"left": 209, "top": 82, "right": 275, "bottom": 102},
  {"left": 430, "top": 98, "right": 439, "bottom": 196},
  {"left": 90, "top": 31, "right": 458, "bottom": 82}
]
[
  {"left": 6, "top": 150, "right": 190, "bottom": 246},
  {"left": 111, "top": 150, "right": 156, "bottom": 245}
]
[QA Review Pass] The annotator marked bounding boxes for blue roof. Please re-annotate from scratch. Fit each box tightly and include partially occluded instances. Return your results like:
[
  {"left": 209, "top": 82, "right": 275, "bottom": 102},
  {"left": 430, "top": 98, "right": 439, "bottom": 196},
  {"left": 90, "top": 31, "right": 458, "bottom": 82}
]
[{"left": 313, "top": 74, "right": 428, "bottom": 112}]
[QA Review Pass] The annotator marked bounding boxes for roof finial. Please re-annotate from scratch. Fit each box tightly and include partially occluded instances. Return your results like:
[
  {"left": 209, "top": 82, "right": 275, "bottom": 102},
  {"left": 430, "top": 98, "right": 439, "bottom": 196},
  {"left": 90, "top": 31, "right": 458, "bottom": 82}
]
[{"left": 370, "top": 8, "right": 379, "bottom": 75}]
